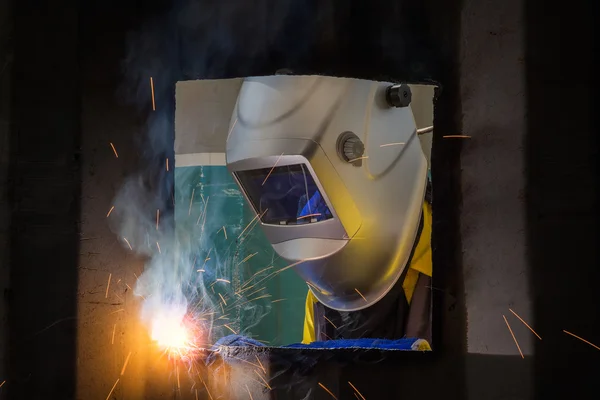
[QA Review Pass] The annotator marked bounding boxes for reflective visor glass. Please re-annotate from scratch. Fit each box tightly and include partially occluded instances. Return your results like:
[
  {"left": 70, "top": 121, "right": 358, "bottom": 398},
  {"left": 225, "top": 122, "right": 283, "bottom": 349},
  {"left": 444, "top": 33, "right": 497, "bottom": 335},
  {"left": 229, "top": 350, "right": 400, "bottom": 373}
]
[{"left": 234, "top": 164, "right": 333, "bottom": 225}]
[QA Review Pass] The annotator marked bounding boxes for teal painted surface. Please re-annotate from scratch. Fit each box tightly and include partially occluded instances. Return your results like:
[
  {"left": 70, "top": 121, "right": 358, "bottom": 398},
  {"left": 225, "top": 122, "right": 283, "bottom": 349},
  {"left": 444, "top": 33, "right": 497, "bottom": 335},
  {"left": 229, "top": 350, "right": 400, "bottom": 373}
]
[{"left": 174, "top": 166, "right": 305, "bottom": 345}]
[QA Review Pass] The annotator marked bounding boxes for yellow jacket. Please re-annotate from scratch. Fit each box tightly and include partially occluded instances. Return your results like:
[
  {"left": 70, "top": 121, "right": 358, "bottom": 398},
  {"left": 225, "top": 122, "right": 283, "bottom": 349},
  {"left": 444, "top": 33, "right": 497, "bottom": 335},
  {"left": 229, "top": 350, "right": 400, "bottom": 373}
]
[{"left": 302, "top": 202, "right": 433, "bottom": 344}]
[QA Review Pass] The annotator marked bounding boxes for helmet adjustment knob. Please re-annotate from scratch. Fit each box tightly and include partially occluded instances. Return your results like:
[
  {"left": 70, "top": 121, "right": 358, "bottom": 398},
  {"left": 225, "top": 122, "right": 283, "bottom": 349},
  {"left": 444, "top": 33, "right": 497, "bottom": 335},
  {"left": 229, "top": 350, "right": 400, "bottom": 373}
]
[{"left": 336, "top": 132, "right": 365, "bottom": 167}]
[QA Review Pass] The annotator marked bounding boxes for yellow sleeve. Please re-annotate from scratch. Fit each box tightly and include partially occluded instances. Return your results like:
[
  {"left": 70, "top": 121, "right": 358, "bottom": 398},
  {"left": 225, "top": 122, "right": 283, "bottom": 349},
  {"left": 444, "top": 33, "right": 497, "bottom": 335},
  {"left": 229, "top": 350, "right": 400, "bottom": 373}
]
[
  {"left": 302, "top": 290, "right": 317, "bottom": 344},
  {"left": 302, "top": 202, "right": 433, "bottom": 338},
  {"left": 403, "top": 202, "right": 433, "bottom": 303}
]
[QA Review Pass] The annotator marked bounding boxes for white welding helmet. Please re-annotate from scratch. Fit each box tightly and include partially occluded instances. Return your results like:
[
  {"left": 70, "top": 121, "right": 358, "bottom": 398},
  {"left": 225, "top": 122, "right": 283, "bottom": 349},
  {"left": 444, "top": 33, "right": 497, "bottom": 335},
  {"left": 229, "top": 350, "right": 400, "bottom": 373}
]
[{"left": 226, "top": 75, "right": 427, "bottom": 312}]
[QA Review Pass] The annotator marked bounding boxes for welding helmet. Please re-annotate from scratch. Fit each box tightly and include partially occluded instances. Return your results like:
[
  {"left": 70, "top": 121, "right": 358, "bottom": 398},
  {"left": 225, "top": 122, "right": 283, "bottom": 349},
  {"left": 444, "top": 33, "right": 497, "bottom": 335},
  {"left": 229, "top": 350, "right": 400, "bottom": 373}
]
[{"left": 226, "top": 75, "right": 427, "bottom": 312}]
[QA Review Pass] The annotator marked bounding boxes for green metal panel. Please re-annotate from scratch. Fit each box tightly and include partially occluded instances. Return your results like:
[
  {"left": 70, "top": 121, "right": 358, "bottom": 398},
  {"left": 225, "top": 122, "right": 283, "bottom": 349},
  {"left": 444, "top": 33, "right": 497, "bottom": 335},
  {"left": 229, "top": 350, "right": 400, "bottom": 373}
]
[{"left": 174, "top": 165, "right": 305, "bottom": 346}]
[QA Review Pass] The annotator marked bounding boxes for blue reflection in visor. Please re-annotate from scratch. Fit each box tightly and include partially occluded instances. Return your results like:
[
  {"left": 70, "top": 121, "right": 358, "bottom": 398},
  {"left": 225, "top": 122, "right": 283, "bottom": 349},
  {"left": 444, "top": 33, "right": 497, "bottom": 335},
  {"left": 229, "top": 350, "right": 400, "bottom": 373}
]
[{"left": 297, "top": 191, "right": 332, "bottom": 222}]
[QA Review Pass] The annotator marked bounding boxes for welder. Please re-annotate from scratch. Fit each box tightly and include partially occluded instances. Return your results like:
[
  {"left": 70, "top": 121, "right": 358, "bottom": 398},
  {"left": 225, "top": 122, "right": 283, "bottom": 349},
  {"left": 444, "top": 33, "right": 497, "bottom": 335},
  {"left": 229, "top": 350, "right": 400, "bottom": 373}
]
[{"left": 226, "top": 75, "right": 433, "bottom": 346}]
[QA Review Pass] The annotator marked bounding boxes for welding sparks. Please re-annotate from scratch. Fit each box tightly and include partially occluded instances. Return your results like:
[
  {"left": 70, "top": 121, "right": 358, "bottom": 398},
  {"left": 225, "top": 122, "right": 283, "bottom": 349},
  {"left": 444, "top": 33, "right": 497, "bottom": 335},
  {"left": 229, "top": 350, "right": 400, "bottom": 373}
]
[
  {"left": 348, "top": 382, "right": 366, "bottom": 400},
  {"left": 150, "top": 77, "right": 156, "bottom": 111},
  {"left": 271, "top": 299, "right": 286, "bottom": 303},
  {"left": 188, "top": 188, "right": 195, "bottom": 216},
  {"left": 297, "top": 213, "right": 322, "bottom": 220},
  {"left": 106, "top": 206, "right": 115, "bottom": 217},
  {"left": 223, "top": 324, "right": 237, "bottom": 334},
  {"left": 123, "top": 237, "right": 132, "bottom": 250},
  {"left": 443, "top": 135, "right": 471, "bottom": 138},
  {"left": 355, "top": 288, "right": 367, "bottom": 302},
  {"left": 156, "top": 242, "right": 161, "bottom": 254},
  {"left": 111, "top": 324, "right": 116, "bottom": 344},
  {"left": 323, "top": 316, "right": 338, "bottom": 329},
  {"left": 105, "top": 378, "right": 119, "bottom": 400},
  {"left": 348, "top": 156, "right": 368, "bottom": 163},
  {"left": 201, "top": 379, "right": 214, "bottom": 400},
  {"left": 509, "top": 308, "right": 542, "bottom": 340},
  {"left": 254, "top": 370, "right": 271, "bottom": 389},
  {"left": 120, "top": 351, "right": 132, "bottom": 375},
  {"left": 166, "top": 158, "right": 169, "bottom": 171},
  {"left": 216, "top": 278, "right": 230, "bottom": 284},
  {"left": 245, "top": 384, "right": 254, "bottom": 400},
  {"left": 318, "top": 382, "right": 338, "bottom": 400},
  {"left": 255, "top": 355, "right": 266, "bottom": 374},
  {"left": 218, "top": 293, "right": 227, "bottom": 306},
  {"left": 563, "top": 330, "right": 600, "bottom": 351},
  {"left": 0, "top": 380, "right": 5, "bottom": 388},
  {"left": 151, "top": 314, "right": 190, "bottom": 351},
  {"left": 380, "top": 142, "right": 405, "bottom": 147},
  {"left": 156, "top": 209, "right": 160, "bottom": 230},
  {"left": 109, "top": 142, "right": 119, "bottom": 158},
  {"left": 105, "top": 273, "right": 112, "bottom": 298},
  {"left": 503, "top": 315, "right": 524, "bottom": 359},
  {"left": 221, "top": 226, "right": 227, "bottom": 239},
  {"left": 237, "top": 252, "right": 258, "bottom": 266},
  {"left": 238, "top": 211, "right": 262, "bottom": 239},
  {"left": 262, "top": 153, "right": 285, "bottom": 186}
]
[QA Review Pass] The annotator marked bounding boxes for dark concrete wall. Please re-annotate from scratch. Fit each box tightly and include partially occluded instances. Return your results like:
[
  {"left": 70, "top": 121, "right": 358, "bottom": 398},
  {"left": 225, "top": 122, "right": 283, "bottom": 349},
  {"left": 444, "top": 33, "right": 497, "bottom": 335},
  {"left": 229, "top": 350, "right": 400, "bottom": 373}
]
[
  {"left": 0, "top": 0, "right": 10, "bottom": 395},
  {"left": 6, "top": 1, "right": 80, "bottom": 399}
]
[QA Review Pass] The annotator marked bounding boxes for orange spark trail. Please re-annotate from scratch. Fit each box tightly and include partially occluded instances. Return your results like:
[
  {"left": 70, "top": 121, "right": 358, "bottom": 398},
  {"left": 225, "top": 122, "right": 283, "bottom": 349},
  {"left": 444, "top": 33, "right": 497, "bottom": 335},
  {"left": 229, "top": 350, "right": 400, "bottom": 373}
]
[
  {"left": 120, "top": 351, "right": 132, "bottom": 375},
  {"left": 109, "top": 142, "right": 119, "bottom": 158},
  {"left": 201, "top": 379, "right": 214, "bottom": 400},
  {"left": 105, "top": 273, "right": 112, "bottom": 298},
  {"left": 238, "top": 211, "right": 261, "bottom": 239},
  {"left": 354, "top": 288, "right": 367, "bottom": 302},
  {"left": 509, "top": 308, "right": 542, "bottom": 340},
  {"left": 237, "top": 252, "right": 258, "bottom": 266},
  {"left": 123, "top": 237, "right": 132, "bottom": 250},
  {"left": 348, "top": 156, "right": 368, "bottom": 163},
  {"left": 271, "top": 299, "right": 287, "bottom": 303},
  {"left": 254, "top": 370, "right": 271, "bottom": 389},
  {"left": 166, "top": 158, "right": 169, "bottom": 171},
  {"left": 348, "top": 382, "right": 366, "bottom": 400},
  {"left": 324, "top": 316, "right": 337, "bottom": 329},
  {"left": 0, "top": 380, "right": 5, "bottom": 388},
  {"left": 246, "top": 384, "right": 254, "bottom": 400},
  {"left": 218, "top": 293, "right": 227, "bottom": 306},
  {"left": 262, "top": 152, "right": 285, "bottom": 186},
  {"left": 380, "top": 142, "right": 405, "bottom": 147},
  {"left": 297, "top": 213, "right": 322, "bottom": 220},
  {"left": 216, "top": 278, "right": 230, "bottom": 284},
  {"left": 150, "top": 77, "right": 156, "bottom": 111},
  {"left": 223, "top": 324, "right": 237, "bottom": 334},
  {"left": 222, "top": 226, "right": 227, "bottom": 239},
  {"left": 106, "top": 206, "right": 115, "bottom": 217},
  {"left": 503, "top": 315, "right": 524, "bottom": 358},
  {"left": 563, "top": 330, "right": 600, "bottom": 350},
  {"left": 318, "top": 382, "right": 338, "bottom": 400},
  {"left": 156, "top": 209, "right": 160, "bottom": 230},
  {"left": 105, "top": 378, "right": 119, "bottom": 400},
  {"left": 255, "top": 355, "right": 266, "bottom": 374},
  {"left": 111, "top": 324, "right": 116, "bottom": 345},
  {"left": 156, "top": 242, "right": 161, "bottom": 254}
]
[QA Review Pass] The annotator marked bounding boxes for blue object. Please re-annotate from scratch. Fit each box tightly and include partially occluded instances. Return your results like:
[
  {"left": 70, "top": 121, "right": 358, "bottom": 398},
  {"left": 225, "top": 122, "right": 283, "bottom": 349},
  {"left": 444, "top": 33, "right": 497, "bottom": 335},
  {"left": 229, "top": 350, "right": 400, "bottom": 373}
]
[
  {"left": 285, "top": 338, "right": 420, "bottom": 350},
  {"left": 297, "top": 191, "right": 332, "bottom": 221},
  {"left": 212, "top": 335, "right": 422, "bottom": 351}
]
